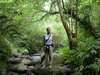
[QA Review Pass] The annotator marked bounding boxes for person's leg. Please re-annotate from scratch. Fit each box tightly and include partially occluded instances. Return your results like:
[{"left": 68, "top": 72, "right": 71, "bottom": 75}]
[
  {"left": 45, "top": 47, "right": 49, "bottom": 66},
  {"left": 48, "top": 47, "right": 53, "bottom": 68},
  {"left": 47, "top": 47, "right": 50, "bottom": 66},
  {"left": 43, "top": 47, "right": 46, "bottom": 62},
  {"left": 41, "top": 47, "right": 48, "bottom": 67}
]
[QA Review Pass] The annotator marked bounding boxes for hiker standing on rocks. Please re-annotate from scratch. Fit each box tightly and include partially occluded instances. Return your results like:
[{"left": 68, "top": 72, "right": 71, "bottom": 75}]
[{"left": 43, "top": 27, "right": 54, "bottom": 68}]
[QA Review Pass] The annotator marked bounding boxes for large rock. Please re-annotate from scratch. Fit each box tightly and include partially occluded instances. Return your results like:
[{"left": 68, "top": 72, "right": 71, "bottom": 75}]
[
  {"left": 52, "top": 53, "right": 64, "bottom": 65},
  {"left": 0, "top": 69, "right": 7, "bottom": 75},
  {"left": 31, "top": 56, "right": 41, "bottom": 63},
  {"left": 9, "top": 63, "right": 28, "bottom": 73},
  {"left": 28, "top": 66, "right": 34, "bottom": 70},
  {"left": 22, "top": 49, "right": 29, "bottom": 55},
  {"left": 12, "top": 49, "right": 22, "bottom": 58},
  {"left": 13, "top": 53, "right": 22, "bottom": 58},
  {"left": 8, "top": 57, "right": 22, "bottom": 64},
  {"left": 21, "top": 55, "right": 28, "bottom": 59},
  {"left": 33, "top": 53, "right": 43, "bottom": 56},
  {"left": 21, "top": 59, "right": 31, "bottom": 65},
  {"left": 41, "top": 52, "right": 64, "bottom": 65},
  {"left": 27, "top": 56, "right": 41, "bottom": 66},
  {"left": 30, "top": 66, "right": 71, "bottom": 75},
  {"left": 8, "top": 71, "right": 19, "bottom": 75}
]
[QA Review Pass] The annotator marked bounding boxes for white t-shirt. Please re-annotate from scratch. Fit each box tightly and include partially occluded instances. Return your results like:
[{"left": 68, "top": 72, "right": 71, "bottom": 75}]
[{"left": 44, "top": 34, "right": 53, "bottom": 45}]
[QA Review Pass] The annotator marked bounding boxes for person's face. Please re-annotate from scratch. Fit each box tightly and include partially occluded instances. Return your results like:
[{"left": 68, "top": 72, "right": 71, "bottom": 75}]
[{"left": 47, "top": 28, "right": 51, "bottom": 33}]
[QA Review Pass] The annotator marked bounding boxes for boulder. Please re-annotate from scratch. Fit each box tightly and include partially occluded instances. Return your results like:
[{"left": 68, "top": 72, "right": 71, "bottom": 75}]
[
  {"left": 31, "top": 56, "right": 41, "bottom": 63},
  {"left": 30, "top": 73, "right": 35, "bottom": 75},
  {"left": 21, "top": 55, "right": 28, "bottom": 59},
  {"left": 13, "top": 53, "right": 22, "bottom": 58},
  {"left": 21, "top": 59, "right": 31, "bottom": 65},
  {"left": 8, "top": 71, "right": 19, "bottom": 75},
  {"left": 41, "top": 52, "right": 64, "bottom": 65},
  {"left": 33, "top": 53, "right": 43, "bottom": 56},
  {"left": 28, "top": 66, "right": 34, "bottom": 70},
  {"left": 22, "top": 49, "right": 29, "bottom": 55},
  {"left": 8, "top": 57, "right": 22, "bottom": 64},
  {"left": 0, "top": 69, "right": 7, "bottom": 75},
  {"left": 52, "top": 53, "right": 64, "bottom": 65},
  {"left": 27, "top": 56, "right": 41, "bottom": 66},
  {"left": 9, "top": 63, "right": 28, "bottom": 73},
  {"left": 30, "top": 66, "right": 71, "bottom": 75},
  {"left": 27, "top": 66, "right": 34, "bottom": 74}
]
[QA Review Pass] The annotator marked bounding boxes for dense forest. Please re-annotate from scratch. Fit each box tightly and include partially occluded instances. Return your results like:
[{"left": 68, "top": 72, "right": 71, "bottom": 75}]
[{"left": 0, "top": 0, "right": 100, "bottom": 75}]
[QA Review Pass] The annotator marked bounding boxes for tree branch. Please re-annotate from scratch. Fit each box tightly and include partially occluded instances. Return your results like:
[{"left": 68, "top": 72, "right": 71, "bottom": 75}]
[
  {"left": 57, "top": 0, "right": 72, "bottom": 40},
  {"left": 33, "top": 11, "right": 59, "bottom": 22},
  {"left": 32, "top": 9, "right": 100, "bottom": 39}
]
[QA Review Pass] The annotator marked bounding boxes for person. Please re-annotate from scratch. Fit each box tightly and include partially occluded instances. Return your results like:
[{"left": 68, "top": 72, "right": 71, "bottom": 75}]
[{"left": 43, "top": 27, "right": 54, "bottom": 68}]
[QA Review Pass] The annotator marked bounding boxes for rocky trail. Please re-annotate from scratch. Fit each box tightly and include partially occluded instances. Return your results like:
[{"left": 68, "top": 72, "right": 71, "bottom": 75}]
[{"left": 1, "top": 50, "right": 73, "bottom": 75}]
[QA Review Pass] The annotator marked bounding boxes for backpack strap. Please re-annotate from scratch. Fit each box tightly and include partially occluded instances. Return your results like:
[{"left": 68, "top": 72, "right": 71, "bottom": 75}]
[{"left": 45, "top": 34, "right": 51, "bottom": 44}]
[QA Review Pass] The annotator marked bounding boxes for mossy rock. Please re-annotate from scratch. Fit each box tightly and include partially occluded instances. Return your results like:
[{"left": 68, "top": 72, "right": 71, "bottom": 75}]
[
  {"left": 30, "top": 66, "right": 71, "bottom": 75},
  {"left": 52, "top": 53, "right": 64, "bottom": 65},
  {"left": 8, "top": 71, "right": 20, "bottom": 75},
  {"left": 41, "top": 52, "right": 64, "bottom": 65},
  {"left": 9, "top": 63, "right": 28, "bottom": 74}
]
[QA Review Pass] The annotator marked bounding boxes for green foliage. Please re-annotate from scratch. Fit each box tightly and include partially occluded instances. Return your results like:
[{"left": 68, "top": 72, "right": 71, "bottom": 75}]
[
  {"left": 56, "top": 47, "right": 70, "bottom": 59},
  {"left": 0, "top": 35, "right": 12, "bottom": 72},
  {"left": 57, "top": 36, "right": 100, "bottom": 74},
  {"left": 65, "top": 38, "right": 100, "bottom": 75},
  {"left": 0, "top": 35, "right": 12, "bottom": 60},
  {"left": 0, "top": 0, "right": 100, "bottom": 74},
  {"left": 0, "top": 0, "right": 68, "bottom": 54},
  {"left": 0, "top": 0, "right": 99, "bottom": 53}
]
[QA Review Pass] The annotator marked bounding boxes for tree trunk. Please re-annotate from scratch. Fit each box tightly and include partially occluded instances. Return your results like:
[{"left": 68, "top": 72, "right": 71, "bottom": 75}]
[
  {"left": 69, "top": 33, "right": 78, "bottom": 50},
  {"left": 57, "top": 0, "right": 77, "bottom": 50}
]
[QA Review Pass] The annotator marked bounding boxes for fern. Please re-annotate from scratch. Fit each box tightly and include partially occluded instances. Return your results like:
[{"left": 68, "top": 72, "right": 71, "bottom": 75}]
[{"left": 64, "top": 38, "right": 100, "bottom": 75}]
